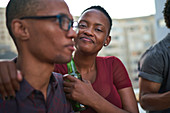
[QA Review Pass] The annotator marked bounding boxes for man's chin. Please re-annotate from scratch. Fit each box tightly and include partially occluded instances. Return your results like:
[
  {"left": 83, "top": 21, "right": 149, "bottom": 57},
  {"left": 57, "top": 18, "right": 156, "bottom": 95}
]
[{"left": 55, "top": 56, "right": 72, "bottom": 64}]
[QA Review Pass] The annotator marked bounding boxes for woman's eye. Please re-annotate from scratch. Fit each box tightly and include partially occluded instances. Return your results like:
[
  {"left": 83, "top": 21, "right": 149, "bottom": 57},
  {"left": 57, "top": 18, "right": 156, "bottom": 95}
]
[
  {"left": 78, "top": 24, "right": 87, "bottom": 28},
  {"left": 96, "top": 28, "right": 103, "bottom": 32}
]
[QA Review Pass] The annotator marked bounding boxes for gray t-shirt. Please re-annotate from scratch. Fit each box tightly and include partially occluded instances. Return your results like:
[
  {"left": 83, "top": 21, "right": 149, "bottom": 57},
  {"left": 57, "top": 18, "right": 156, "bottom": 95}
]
[{"left": 138, "top": 33, "right": 170, "bottom": 113}]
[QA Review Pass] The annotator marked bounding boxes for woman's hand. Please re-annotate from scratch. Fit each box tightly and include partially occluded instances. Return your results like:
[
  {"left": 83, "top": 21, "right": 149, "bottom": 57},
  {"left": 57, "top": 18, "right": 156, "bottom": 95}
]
[
  {"left": 0, "top": 60, "right": 22, "bottom": 99},
  {"left": 63, "top": 74, "right": 97, "bottom": 105}
]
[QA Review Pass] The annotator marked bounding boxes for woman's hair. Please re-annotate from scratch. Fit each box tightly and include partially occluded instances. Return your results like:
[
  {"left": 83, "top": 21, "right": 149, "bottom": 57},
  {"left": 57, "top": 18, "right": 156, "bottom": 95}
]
[
  {"left": 81, "top": 5, "right": 112, "bottom": 33},
  {"left": 163, "top": 0, "right": 170, "bottom": 28}
]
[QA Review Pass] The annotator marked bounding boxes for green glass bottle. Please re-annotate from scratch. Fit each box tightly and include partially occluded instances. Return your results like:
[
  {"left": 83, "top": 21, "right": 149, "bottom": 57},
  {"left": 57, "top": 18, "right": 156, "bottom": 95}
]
[{"left": 67, "top": 58, "right": 86, "bottom": 112}]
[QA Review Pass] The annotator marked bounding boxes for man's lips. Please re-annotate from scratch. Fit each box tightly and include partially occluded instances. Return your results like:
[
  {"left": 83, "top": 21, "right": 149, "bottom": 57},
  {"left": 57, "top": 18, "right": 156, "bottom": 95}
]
[
  {"left": 65, "top": 44, "right": 75, "bottom": 51},
  {"left": 80, "top": 37, "right": 94, "bottom": 43}
]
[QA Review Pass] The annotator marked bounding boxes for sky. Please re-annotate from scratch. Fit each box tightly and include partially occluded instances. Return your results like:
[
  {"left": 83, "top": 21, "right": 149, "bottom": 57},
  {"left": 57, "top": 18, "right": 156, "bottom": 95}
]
[{"left": 0, "top": 0, "right": 156, "bottom": 19}]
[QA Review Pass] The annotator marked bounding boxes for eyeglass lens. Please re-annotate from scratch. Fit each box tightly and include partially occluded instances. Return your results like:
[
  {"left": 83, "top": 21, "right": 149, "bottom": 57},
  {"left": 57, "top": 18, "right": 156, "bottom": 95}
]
[{"left": 60, "top": 16, "right": 71, "bottom": 31}]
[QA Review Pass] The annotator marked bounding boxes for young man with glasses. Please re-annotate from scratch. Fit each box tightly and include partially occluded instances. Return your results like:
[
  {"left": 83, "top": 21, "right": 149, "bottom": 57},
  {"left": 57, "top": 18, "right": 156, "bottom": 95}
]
[{"left": 0, "top": 0, "right": 77, "bottom": 113}]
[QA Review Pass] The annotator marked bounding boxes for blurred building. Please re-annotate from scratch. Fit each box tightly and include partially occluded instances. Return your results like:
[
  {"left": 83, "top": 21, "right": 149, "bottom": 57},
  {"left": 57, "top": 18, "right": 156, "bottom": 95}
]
[
  {"left": 155, "top": 0, "right": 169, "bottom": 41},
  {"left": 98, "top": 15, "right": 156, "bottom": 88},
  {"left": 0, "top": 8, "right": 17, "bottom": 59}
]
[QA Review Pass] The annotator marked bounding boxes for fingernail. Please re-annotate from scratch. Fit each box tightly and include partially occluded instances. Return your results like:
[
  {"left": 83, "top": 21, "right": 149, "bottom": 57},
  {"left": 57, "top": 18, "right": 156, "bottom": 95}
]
[
  {"left": 17, "top": 70, "right": 23, "bottom": 81},
  {"left": 17, "top": 70, "right": 21, "bottom": 75},
  {"left": 63, "top": 74, "right": 69, "bottom": 77}
]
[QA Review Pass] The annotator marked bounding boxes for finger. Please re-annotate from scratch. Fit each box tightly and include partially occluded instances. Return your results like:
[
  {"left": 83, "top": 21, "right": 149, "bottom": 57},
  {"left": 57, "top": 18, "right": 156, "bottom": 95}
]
[
  {"left": 82, "top": 79, "right": 87, "bottom": 83},
  {"left": 63, "top": 74, "right": 69, "bottom": 77},
  {"left": 63, "top": 74, "right": 78, "bottom": 82},
  {"left": 0, "top": 62, "right": 11, "bottom": 85},
  {"left": 0, "top": 76, "right": 7, "bottom": 99},
  {"left": 63, "top": 81, "right": 74, "bottom": 87},
  {"left": 63, "top": 87, "right": 72, "bottom": 93},
  {"left": 0, "top": 62, "right": 13, "bottom": 97},
  {"left": 7, "top": 61, "right": 17, "bottom": 81},
  {"left": 4, "top": 62, "right": 17, "bottom": 96},
  {"left": 11, "top": 80, "right": 20, "bottom": 92},
  {"left": 8, "top": 63, "right": 20, "bottom": 92},
  {"left": 10, "top": 70, "right": 23, "bottom": 92},
  {"left": 82, "top": 79, "right": 90, "bottom": 84},
  {"left": 3, "top": 83, "right": 15, "bottom": 97},
  {"left": 2, "top": 72, "right": 16, "bottom": 97},
  {"left": 65, "top": 93, "right": 72, "bottom": 99},
  {"left": 17, "top": 70, "right": 23, "bottom": 82},
  {"left": 63, "top": 74, "right": 70, "bottom": 82}
]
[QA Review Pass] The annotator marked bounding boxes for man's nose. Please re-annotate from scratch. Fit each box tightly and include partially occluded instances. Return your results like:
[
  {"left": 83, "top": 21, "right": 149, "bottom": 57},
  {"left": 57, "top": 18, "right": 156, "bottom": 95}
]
[{"left": 67, "top": 27, "right": 77, "bottom": 39}]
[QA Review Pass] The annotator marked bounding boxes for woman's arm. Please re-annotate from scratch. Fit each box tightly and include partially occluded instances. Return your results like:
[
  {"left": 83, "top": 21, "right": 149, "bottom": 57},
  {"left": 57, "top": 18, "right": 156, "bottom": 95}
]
[
  {"left": 63, "top": 75, "right": 139, "bottom": 113},
  {"left": 118, "top": 87, "right": 139, "bottom": 113},
  {"left": 87, "top": 87, "right": 138, "bottom": 113}
]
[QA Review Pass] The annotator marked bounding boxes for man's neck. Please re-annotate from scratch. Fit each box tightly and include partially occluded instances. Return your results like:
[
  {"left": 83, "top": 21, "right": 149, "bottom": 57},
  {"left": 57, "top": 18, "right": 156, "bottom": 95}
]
[{"left": 16, "top": 55, "right": 54, "bottom": 100}]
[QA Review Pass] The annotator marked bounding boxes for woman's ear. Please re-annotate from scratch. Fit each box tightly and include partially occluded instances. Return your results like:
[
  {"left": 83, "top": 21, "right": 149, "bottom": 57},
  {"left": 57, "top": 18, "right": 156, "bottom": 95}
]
[
  {"left": 11, "top": 19, "right": 30, "bottom": 40},
  {"left": 104, "top": 35, "right": 111, "bottom": 46}
]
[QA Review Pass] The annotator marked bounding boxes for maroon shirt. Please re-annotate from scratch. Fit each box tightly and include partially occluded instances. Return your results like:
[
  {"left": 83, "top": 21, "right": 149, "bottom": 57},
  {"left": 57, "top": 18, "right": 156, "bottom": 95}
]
[
  {"left": 54, "top": 56, "right": 132, "bottom": 113},
  {"left": 0, "top": 73, "right": 74, "bottom": 113}
]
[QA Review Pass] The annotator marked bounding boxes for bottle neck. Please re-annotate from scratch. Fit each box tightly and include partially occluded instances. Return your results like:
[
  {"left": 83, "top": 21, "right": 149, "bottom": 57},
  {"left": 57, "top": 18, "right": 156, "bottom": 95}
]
[{"left": 67, "top": 57, "right": 77, "bottom": 74}]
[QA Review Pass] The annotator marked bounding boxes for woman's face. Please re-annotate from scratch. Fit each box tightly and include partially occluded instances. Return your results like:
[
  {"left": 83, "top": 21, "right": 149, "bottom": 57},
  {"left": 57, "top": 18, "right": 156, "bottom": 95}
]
[{"left": 75, "top": 9, "right": 111, "bottom": 55}]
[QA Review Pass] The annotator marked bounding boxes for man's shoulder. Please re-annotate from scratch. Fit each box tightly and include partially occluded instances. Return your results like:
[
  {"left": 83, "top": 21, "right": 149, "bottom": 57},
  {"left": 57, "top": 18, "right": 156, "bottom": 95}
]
[
  {"left": 141, "top": 37, "right": 168, "bottom": 62},
  {"left": 151, "top": 34, "right": 170, "bottom": 52}
]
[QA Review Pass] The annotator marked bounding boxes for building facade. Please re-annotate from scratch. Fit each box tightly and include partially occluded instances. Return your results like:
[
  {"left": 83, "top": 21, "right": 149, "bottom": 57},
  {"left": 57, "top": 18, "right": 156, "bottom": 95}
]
[
  {"left": 155, "top": 0, "right": 169, "bottom": 41},
  {"left": 0, "top": 8, "right": 17, "bottom": 59}
]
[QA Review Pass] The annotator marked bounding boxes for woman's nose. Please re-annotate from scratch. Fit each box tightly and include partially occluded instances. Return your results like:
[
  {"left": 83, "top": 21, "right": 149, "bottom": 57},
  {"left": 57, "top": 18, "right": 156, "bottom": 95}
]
[{"left": 83, "top": 28, "right": 94, "bottom": 37}]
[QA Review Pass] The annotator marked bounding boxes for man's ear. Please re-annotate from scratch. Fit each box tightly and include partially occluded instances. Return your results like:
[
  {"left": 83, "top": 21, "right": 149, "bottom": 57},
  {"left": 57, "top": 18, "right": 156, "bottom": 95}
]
[
  {"left": 11, "top": 19, "right": 30, "bottom": 40},
  {"left": 104, "top": 35, "right": 111, "bottom": 46}
]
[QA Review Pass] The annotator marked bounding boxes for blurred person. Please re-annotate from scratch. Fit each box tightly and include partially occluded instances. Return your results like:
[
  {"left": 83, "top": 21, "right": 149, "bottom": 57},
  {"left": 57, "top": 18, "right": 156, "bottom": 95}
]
[
  {"left": 138, "top": 0, "right": 170, "bottom": 113},
  {"left": 0, "top": 5, "right": 139, "bottom": 113},
  {"left": 0, "top": 0, "right": 77, "bottom": 112}
]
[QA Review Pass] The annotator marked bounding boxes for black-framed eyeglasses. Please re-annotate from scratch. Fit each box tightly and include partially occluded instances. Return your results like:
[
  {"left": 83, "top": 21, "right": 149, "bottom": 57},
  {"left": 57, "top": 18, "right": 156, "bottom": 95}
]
[{"left": 20, "top": 14, "right": 77, "bottom": 31}]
